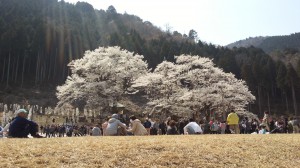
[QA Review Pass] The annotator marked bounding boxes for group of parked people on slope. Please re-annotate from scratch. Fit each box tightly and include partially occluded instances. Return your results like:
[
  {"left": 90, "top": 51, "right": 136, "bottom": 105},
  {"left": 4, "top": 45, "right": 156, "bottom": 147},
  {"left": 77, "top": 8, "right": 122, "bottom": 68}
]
[{"left": 1, "top": 109, "right": 300, "bottom": 138}]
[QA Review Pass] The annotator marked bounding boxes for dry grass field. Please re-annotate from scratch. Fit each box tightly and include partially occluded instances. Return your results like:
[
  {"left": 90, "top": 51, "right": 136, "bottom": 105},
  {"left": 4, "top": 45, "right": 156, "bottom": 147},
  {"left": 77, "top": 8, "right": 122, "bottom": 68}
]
[{"left": 1, "top": 134, "right": 300, "bottom": 168}]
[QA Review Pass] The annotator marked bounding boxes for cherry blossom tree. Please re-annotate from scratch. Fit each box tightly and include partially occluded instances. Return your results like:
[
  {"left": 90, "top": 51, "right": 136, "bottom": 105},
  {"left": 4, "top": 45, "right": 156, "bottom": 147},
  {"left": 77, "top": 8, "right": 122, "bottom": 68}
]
[
  {"left": 132, "top": 55, "right": 255, "bottom": 119},
  {"left": 56, "top": 46, "right": 148, "bottom": 114},
  {"left": 57, "top": 47, "right": 255, "bottom": 120}
]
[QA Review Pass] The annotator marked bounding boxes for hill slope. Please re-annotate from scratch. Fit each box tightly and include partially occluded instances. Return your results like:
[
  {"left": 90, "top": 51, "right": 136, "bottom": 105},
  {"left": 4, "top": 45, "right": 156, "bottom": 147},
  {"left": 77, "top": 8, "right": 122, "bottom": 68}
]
[
  {"left": 227, "top": 33, "right": 300, "bottom": 53},
  {"left": 0, "top": 135, "right": 300, "bottom": 167}
]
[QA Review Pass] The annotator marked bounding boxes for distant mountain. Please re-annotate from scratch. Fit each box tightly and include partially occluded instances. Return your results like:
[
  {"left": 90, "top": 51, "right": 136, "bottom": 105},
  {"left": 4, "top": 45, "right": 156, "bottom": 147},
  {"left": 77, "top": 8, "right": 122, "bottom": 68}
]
[
  {"left": 227, "top": 33, "right": 300, "bottom": 53},
  {"left": 227, "top": 36, "right": 267, "bottom": 49}
]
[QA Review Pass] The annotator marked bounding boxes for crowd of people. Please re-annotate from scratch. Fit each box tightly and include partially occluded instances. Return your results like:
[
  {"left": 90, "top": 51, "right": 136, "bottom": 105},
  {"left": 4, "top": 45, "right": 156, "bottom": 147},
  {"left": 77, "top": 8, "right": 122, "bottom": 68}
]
[{"left": 1, "top": 109, "right": 300, "bottom": 138}]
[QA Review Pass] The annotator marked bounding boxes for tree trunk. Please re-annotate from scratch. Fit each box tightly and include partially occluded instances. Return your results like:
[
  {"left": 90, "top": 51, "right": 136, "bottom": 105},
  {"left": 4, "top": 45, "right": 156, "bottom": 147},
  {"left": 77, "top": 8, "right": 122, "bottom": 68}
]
[
  {"left": 14, "top": 54, "right": 19, "bottom": 83},
  {"left": 223, "top": 110, "right": 227, "bottom": 121},
  {"left": 267, "top": 92, "right": 271, "bottom": 114},
  {"left": 11, "top": 57, "right": 15, "bottom": 84},
  {"left": 271, "top": 84, "right": 275, "bottom": 97},
  {"left": 258, "top": 86, "right": 262, "bottom": 116},
  {"left": 21, "top": 55, "right": 26, "bottom": 88},
  {"left": 285, "top": 92, "right": 289, "bottom": 113},
  {"left": 35, "top": 52, "right": 40, "bottom": 85},
  {"left": 1, "top": 57, "right": 6, "bottom": 82},
  {"left": 47, "top": 55, "right": 51, "bottom": 81},
  {"left": 6, "top": 52, "right": 11, "bottom": 88},
  {"left": 291, "top": 81, "right": 298, "bottom": 116},
  {"left": 61, "top": 63, "right": 65, "bottom": 82},
  {"left": 53, "top": 48, "right": 57, "bottom": 80}
]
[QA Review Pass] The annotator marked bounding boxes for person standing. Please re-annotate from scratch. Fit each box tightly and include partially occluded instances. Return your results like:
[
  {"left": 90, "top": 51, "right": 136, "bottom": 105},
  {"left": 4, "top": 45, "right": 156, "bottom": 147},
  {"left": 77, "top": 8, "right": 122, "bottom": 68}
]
[
  {"left": 150, "top": 119, "right": 159, "bottom": 135},
  {"left": 159, "top": 121, "right": 167, "bottom": 135},
  {"left": 8, "top": 109, "right": 43, "bottom": 138},
  {"left": 143, "top": 118, "right": 152, "bottom": 135},
  {"left": 178, "top": 119, "right": 186, "bottom": 135},
  {"left": 226, "top": 109, "right": 240, "bottom": 134}
]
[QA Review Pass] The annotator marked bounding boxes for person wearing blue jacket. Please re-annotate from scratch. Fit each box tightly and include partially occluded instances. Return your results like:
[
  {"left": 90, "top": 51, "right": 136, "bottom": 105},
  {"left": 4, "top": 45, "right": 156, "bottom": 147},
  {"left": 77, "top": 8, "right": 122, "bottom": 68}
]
[{"left": 8, "top": 109, "right": 43, "bottom": 138}]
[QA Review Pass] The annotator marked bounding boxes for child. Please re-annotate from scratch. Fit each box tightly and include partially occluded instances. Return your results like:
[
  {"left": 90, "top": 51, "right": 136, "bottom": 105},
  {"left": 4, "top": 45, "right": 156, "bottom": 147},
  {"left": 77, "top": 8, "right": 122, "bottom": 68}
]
[{"left": 258, "top": 124, "right": 267, "bottom": 134}]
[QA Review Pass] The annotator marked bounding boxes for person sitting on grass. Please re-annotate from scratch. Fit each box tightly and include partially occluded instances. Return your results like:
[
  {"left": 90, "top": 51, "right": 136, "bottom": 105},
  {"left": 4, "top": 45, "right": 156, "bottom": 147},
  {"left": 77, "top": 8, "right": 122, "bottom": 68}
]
[
  {"left": 167, "top": 120, "right": 178, "bottom": 135},
  {"left": 270, "top": 121, "right": 285, "bottom": 134},
  {"left": 184, "top": 118, "right": 203, "bottom": 135},
  {"left": 0, "top": 125, "right": 3, "bottom": 137},
  {"left": 127, "top": 115, "right": 148, "bottom": 136},
  {"left": 91, "top": 124, "right": 102, "bottom": 136},
  {"left": 106, "top": 114, "right": 127, "bottom": 136},
  {"left": 8, "top": 109, "right": 43, "bottom": 138},
  {"left": 0, "top": 119, "right": 14, "bottom": 138},
  {"left": 102, "top": 116, "right": 110, "bottom": 136},
  {"left": 258, "top": 124, "right": 269, "bottom": 134}
]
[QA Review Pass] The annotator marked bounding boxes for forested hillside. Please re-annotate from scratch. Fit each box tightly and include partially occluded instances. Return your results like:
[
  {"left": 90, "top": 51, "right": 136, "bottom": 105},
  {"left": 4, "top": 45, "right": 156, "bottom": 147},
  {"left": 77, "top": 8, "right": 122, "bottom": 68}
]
[
  {"left": 0, "top": 0, "right": 299, "bottom": 116},
  {"left": 227, "top": 33, "right": 300, "bottom": 53}
]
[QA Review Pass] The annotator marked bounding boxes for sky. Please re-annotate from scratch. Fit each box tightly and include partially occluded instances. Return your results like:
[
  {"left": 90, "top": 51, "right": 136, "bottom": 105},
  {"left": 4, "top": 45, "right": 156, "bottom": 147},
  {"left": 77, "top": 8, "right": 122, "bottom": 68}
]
[{"left": 64, "top": 0, "right": 300, "bottom": 46}]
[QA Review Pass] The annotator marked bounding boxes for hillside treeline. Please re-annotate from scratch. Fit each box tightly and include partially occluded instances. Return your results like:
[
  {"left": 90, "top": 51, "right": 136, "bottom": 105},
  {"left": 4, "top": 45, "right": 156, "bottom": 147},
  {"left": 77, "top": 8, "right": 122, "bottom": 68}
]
[
  {"left": 227, "top": 33, "right": 300, "bottom": 54},
  {"left": 0, "top": 0, "right": 299, "bottom": 116}
]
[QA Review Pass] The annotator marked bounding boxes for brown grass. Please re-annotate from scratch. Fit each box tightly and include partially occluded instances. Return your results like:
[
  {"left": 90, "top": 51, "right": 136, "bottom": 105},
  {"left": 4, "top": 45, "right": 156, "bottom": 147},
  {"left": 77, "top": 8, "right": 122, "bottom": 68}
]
[{"left": 1, "top": 134, "right": 300, "bottom": 168}]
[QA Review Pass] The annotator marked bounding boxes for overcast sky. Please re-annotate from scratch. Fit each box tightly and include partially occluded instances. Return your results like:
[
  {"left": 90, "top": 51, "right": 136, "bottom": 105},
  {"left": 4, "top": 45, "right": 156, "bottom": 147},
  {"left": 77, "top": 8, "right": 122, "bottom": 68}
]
[{"left": 64, "top": 0, "right": 300, "bottom": 46}]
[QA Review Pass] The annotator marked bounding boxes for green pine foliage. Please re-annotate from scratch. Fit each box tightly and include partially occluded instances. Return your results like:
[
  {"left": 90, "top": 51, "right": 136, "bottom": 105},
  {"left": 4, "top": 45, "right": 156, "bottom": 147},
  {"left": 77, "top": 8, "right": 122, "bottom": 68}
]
[{"left": 0, "top": 0, "right": 299, "bottom": 116}]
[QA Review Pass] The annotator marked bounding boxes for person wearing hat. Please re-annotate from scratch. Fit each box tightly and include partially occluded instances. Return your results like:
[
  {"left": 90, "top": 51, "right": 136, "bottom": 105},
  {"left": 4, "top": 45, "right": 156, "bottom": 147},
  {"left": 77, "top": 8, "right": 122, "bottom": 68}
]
[
  {"left": 8, "top": 109, "right": 43, "bottom": 138},
  {"left": 105, "top": 114, "right": 127, "bottom": 136}
]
